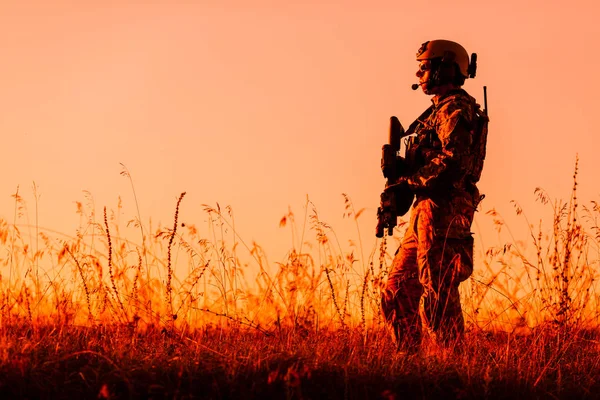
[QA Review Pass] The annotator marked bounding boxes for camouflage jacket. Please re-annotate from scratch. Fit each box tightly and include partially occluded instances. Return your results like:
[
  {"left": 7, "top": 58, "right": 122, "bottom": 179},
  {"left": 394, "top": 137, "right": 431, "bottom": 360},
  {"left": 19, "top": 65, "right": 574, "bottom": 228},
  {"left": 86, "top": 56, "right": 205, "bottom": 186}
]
[{"left": 405, "top": 88, "right": 484, "bottom": 237}]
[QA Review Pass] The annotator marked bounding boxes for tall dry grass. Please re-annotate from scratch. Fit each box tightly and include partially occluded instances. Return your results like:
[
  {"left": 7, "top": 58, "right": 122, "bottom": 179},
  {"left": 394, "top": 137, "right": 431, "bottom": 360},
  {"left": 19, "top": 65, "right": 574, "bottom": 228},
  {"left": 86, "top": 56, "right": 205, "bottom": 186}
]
[{"left": 0, "top": 160, "right": 599, "bottom": 399}]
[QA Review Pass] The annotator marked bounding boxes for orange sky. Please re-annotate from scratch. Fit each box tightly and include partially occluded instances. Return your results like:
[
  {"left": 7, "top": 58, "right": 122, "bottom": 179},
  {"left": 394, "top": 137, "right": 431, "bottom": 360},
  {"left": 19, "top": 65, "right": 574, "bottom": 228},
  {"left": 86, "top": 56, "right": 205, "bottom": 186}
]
[{"left": 1, "top": 0, "right": 598, "bottom": 269}]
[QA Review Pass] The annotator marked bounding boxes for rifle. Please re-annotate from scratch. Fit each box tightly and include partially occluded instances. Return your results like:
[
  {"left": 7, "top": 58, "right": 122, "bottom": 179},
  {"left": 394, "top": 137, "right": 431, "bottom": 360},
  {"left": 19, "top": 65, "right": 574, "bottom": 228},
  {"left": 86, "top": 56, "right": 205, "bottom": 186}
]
[{"left": 375, "top": 116, "right": 414, "bottom": 238}]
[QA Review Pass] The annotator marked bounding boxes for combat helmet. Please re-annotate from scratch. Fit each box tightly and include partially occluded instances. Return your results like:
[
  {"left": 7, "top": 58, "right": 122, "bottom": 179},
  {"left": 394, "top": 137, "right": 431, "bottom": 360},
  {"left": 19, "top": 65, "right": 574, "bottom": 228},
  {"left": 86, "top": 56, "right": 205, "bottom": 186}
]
[{"left": 416, "top": 40, "right": 477, "bottom": 79}]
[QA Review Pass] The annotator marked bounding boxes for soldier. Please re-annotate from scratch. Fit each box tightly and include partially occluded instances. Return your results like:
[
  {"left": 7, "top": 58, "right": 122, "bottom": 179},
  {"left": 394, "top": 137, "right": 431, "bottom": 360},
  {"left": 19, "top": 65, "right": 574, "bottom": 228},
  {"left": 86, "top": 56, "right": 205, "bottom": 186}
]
[{"left": 380, "top": 40, "right": 488, "bottom": 351}]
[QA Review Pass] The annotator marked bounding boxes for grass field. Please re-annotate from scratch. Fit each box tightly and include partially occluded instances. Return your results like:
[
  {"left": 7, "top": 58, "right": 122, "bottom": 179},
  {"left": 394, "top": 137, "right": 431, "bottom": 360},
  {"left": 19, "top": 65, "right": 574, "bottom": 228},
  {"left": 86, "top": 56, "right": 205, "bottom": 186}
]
[{"left": 1, "top": 163, "right": 599, "bottom": 399}]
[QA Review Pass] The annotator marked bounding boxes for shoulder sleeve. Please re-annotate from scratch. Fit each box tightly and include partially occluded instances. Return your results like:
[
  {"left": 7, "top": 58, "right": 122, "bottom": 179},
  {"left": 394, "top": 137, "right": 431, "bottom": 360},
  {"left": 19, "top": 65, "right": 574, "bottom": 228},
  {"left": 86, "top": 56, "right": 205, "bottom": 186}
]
[{"left": 434, "top": 96, "right": 475, "bottom": 147}]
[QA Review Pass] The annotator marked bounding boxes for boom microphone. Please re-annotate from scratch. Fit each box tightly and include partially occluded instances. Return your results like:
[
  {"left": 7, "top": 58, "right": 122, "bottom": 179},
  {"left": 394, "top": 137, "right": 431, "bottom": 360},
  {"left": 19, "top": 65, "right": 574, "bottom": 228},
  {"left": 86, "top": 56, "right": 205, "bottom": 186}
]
[{"left": 411, "top": 83, "right": 420, "bottom": 90}]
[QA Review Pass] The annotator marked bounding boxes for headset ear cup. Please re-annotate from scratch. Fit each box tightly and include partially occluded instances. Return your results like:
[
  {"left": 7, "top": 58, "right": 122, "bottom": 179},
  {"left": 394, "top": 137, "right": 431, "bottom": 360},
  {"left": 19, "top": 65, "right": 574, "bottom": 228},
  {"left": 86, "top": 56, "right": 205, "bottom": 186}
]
[{"left": 468, "top": 53, "right": 477, "bottom": 78}]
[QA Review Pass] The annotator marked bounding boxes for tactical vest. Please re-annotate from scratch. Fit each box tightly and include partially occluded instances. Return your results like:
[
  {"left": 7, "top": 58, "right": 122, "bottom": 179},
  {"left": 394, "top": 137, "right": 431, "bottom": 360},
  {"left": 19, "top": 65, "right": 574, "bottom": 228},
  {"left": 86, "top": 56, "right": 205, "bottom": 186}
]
[{"left": 405, "top": 92, "right": 488, "bottom": 186}]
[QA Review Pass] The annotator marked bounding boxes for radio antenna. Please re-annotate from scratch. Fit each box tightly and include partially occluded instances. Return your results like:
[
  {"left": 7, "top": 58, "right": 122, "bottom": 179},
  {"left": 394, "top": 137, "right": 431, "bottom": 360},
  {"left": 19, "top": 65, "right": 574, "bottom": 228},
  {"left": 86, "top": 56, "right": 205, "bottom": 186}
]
[{"left": 483, "top": 86, "right": 488, "bottom": 116}]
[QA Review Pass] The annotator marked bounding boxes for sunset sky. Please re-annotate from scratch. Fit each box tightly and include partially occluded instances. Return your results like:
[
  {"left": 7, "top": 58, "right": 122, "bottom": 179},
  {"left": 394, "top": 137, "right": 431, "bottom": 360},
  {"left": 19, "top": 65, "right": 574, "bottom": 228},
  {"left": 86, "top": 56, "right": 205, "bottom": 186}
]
[{"left": 1, "top": 0, "right": 598, "bottom": 269}]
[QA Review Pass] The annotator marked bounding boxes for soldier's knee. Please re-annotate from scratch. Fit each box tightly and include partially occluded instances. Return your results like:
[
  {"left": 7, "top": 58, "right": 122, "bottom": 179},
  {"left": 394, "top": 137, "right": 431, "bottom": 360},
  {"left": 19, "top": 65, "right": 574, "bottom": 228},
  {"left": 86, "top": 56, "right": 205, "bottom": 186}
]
[{"left": 387, "top": 268, "right": 420, "bottom": 290}]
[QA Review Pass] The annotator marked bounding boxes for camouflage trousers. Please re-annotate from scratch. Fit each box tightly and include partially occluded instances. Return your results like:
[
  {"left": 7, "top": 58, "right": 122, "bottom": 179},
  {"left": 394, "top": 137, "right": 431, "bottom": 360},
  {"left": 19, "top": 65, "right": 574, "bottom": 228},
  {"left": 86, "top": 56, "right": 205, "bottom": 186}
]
[{"left": 381, "top": 198, "right": 474, "bottom": 348}]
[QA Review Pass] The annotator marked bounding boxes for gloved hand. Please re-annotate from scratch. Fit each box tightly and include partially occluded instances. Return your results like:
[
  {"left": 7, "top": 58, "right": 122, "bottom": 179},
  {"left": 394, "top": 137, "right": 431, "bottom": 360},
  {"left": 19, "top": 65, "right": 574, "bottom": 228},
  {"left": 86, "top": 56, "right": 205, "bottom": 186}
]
[{"left": 384, "top": 177, "right": 414, "bottom": 217}]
